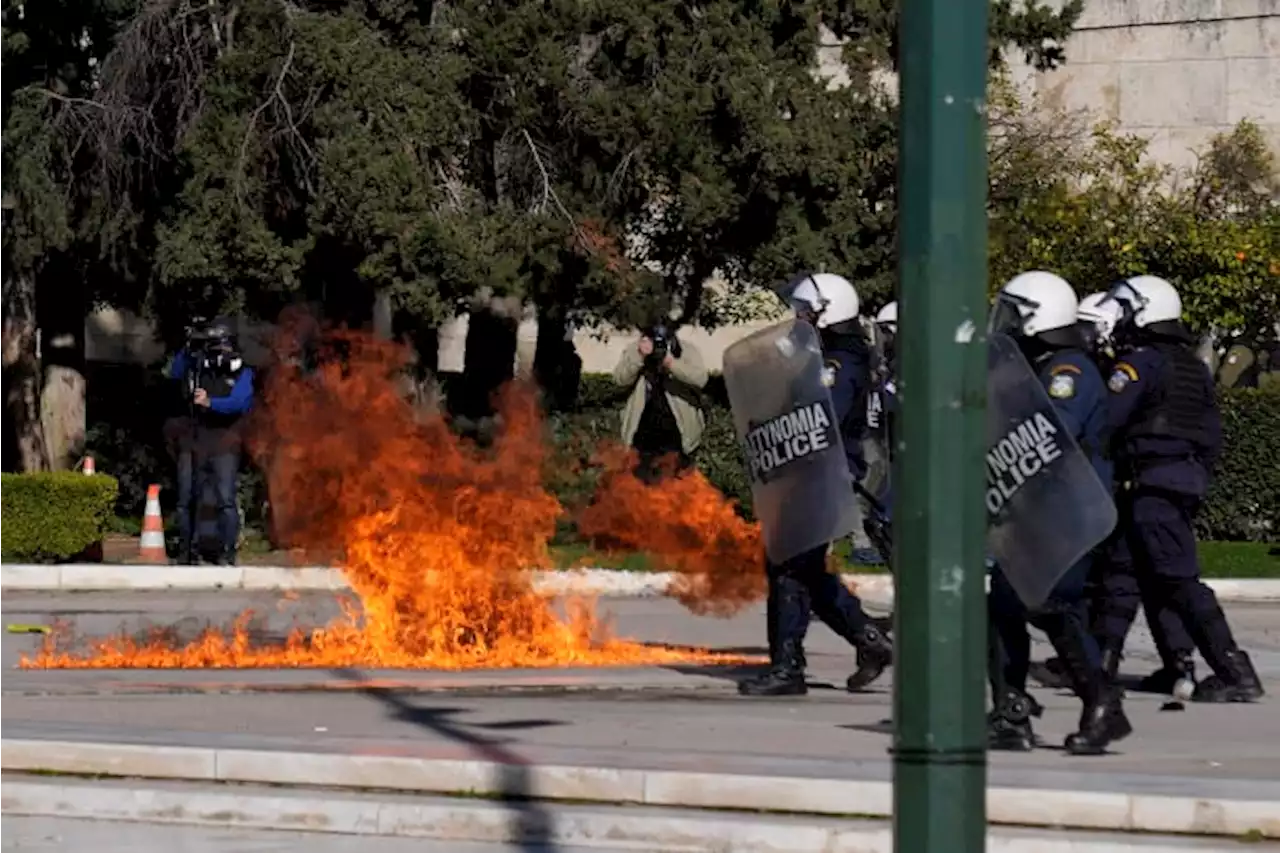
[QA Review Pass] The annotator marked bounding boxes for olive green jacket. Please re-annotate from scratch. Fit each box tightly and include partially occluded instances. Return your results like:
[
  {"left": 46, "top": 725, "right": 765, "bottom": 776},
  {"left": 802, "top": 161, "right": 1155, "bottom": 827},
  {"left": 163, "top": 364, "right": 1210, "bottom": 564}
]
[{"left": 613, "top": 341, "right": 709, "bottom": 455}]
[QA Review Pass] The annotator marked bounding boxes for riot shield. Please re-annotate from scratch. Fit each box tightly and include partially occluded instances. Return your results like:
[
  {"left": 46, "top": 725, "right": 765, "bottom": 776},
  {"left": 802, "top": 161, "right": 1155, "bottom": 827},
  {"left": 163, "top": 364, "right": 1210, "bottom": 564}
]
[
  {"left": 723, "top": 318, "right": 860, "bottom": 565},
  {"left": 986, "top": 332, "right": 1118, "bottom": 608}
]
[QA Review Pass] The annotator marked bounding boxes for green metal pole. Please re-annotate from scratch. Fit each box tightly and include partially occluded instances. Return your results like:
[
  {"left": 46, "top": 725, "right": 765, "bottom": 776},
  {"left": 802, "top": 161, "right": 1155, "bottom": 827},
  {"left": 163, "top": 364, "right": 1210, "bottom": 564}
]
[{"left": 892, "top": 0, "right": 990, "bottom": 851}]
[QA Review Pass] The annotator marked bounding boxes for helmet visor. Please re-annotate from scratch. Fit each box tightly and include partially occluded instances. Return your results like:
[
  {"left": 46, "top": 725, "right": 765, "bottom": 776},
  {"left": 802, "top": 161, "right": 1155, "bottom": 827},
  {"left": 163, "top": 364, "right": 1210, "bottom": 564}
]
[
  {"left": 1102, "top": 280, "right": 1145, "bottom": 324},
  {"left": 988, "top": 291, "right": 1036, "bottom": 336}
]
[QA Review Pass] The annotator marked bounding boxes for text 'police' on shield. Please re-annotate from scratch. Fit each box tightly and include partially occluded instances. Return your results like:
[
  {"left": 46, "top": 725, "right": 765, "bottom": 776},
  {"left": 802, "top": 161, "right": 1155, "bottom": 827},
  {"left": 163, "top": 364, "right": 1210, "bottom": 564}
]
[
  {"left": 986, "top": 411, "right": 1062, "bottom": 514},
  {"left": 744, "top": 402, "right": 836, "bottom": 483}
]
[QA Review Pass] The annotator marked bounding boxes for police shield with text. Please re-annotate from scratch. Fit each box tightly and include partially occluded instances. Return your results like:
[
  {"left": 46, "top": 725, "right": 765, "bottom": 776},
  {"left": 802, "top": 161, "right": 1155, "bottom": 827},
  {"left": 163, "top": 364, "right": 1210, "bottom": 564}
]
[
  {"left": 727, "top": 272, "right": 893, "bottom": 697},
  {"left": 1095, "top": 276, "right": 1264, "bottom": 703},
  {"left": 985, "top": 271, "right": 1130, "bottom": 755}
]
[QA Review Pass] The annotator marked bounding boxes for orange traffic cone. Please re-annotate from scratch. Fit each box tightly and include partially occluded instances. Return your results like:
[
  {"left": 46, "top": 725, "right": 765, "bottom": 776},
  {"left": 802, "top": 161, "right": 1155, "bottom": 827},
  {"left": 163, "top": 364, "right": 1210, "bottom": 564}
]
[
  {"left": 83, "top": 456, "right": 96, "bottom": 475},
  {"left": 139, "top": 484, "right": 167, "bottom": 564}
]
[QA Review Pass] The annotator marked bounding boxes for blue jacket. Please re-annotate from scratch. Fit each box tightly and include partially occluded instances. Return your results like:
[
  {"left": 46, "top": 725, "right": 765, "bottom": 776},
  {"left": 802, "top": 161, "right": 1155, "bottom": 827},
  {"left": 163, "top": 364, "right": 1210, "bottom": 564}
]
[
  {"left": 1037, "top": 347, "right": 1113, "bottom": 489},
  {"left": 822, "top": 334, "right": 872, "bottom": 482},
  {"left": 171, "top": 349, "right": 256, "bottom": 419}
]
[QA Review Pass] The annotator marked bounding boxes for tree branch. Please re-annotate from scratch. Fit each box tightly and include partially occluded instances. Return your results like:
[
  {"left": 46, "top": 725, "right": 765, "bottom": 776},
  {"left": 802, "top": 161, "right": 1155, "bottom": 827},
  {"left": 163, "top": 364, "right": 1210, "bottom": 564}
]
[{"left": 236, "top": 40, "right": 299, "bottom": 207}]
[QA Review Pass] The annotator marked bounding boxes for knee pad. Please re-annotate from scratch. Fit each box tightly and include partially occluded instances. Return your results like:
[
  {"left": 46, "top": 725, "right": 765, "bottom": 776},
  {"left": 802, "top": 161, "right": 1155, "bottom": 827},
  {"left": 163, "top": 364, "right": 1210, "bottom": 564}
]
[{"left": 1167, "top": 579, "right": 1224, "bottom": 623}]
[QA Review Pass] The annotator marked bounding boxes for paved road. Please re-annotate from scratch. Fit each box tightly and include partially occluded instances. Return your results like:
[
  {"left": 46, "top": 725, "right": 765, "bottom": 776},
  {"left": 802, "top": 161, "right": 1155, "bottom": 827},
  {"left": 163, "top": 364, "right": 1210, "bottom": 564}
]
[
  {"left": 3, "top": 592, "right": 1279, "bottom": 796},
  {"left": 1, "top": 816, "right": 573, "bottom": 852}
]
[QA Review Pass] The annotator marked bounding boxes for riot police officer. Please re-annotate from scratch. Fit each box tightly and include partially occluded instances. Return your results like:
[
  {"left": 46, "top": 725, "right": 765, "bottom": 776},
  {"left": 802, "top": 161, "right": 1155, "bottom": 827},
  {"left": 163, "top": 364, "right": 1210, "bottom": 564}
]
[
  {"left": 1075, "top": 292, "right": 1200, "bottom": 699},
  {"left": 859, "top": 301, "right": 898, "bottom": 565},
  {"left": 739, "top": 272, "right": 893, "bottom": 697},
  {"left": 1098, "top": 276, "right": 1264, "bottom": 703},
  {"left": 866, "top": 302, "right": 898, "bottom": 479},
  {"left": 986, "top": 272, "right": 1131, "bottom": 755},
  {"left": 1034, "top": 293, "right": 1201, "bottom": 699}
]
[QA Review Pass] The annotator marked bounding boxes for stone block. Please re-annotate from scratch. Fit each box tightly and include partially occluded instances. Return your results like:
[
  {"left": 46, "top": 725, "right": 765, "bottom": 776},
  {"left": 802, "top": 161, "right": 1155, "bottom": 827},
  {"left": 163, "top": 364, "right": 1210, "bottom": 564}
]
[
  {"left": 988, "top": 786, "right": 1132, "bottom": 831},
  {"left": 214, "top": 749, "right": 645, "bottom": 804},
  {"left": 1220, "top": 13, "right": 1280, "bottom": 58},
  {"left": 1226, "top": 58, "right": 1280, "bottom": 124},
  {"left": 1068, "top": 20, "right": 1233, "bottom": 64},
  {"left": 1077, "top": 0, "right": 1225, "bottom": 30},
  {"left": 0, "top": 739, "right": 215, "bottom": 780},
  {"left": 1120, "top": 61, "right": 1228, "bottom": 128},
  {"left": 1036, "top": 63, "right": 1123, "bottom": 121},
  {"left": 0, "top": 564, "right": 61, "bottom": 589},
  {"left": 642, "top": 770, "right": 893, "bottom": 817}
]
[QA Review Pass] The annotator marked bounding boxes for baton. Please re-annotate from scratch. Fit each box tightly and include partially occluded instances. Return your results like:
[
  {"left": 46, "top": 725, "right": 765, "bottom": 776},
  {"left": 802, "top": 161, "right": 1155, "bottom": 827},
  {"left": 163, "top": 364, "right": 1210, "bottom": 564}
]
[{"left": 852, "top": 481, "right": 889, "bottom": 516}]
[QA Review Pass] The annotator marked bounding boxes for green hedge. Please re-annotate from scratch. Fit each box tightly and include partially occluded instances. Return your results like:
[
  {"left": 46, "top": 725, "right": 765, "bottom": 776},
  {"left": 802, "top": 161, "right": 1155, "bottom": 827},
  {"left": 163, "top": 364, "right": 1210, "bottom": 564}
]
[
  {"left": 1200, "top": 389, "right": 1280, "bottom": 542},
  {"left": 1, "top": 472, "right": 120, "bottom": 561},
  {"left": 82, "top": 368, "right": 1277, "bottom": 545}
]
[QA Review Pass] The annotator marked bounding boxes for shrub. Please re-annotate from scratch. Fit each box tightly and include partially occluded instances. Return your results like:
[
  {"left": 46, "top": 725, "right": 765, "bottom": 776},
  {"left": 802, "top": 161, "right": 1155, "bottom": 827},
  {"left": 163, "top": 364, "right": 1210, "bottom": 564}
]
[
  {"left": 1, "top": 472, "right": 119, "bottom": 561},
  {"left": 83, "top": 367, "right": 1277, "bottom": 547},
  {"left": 1202, "top": 388, "right": 1280, "bottom": 541},
  {"left": 552, "top": 375, "right": 1279, "bottom": 545}
]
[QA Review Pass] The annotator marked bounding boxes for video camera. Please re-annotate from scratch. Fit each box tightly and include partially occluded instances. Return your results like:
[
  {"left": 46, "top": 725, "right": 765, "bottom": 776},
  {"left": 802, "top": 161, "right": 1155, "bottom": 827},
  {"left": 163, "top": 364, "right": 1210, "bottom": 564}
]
[
  {"left": 645, "top": 322, "right": 681, "bottom": 370},
  {"left": 182, "top": 317, "right": 241, "bottom": 384}
]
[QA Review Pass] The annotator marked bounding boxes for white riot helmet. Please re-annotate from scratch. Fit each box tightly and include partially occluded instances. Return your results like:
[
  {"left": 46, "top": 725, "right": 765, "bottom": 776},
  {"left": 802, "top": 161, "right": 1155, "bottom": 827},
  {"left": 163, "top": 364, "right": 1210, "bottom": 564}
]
[
  {"left": 1077, "top": 292, "right": 1123, "bottom": 344},
  {"left": 989, "top": 271, "right": 1079, "bottom": 337},
  {"left": 1106, "top": 275, "right": 1182, "bottom": 327},
  {"left": 875, "top": 301, "right": 898, "bottom": 333},
  {"left": 785, "top": 272, "right": 860, "bottom": 328}
]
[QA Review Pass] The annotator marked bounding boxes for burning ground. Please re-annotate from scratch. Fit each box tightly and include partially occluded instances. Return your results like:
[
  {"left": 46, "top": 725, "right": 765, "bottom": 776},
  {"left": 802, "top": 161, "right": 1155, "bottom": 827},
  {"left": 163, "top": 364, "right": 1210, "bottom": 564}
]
[{"left": 21, "top": 328, "right": 765, "bottom": 671}]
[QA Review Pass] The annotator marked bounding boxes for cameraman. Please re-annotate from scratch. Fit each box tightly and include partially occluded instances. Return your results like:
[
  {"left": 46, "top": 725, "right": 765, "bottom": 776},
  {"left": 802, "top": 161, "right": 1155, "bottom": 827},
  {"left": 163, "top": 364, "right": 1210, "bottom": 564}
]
[
  {"left": 612, "top": 322, "right": 708, "bottom": 484},
  {"left": 164, "top": 319, "right": 256, "bottom": 565}
]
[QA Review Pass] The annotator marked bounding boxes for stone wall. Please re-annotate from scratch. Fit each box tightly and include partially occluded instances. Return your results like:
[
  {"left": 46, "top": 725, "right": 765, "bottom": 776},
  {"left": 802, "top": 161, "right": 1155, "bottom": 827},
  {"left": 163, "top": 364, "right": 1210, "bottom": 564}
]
[{"left": 1009, "top": 0, "right": 1280, "bottom": 170}]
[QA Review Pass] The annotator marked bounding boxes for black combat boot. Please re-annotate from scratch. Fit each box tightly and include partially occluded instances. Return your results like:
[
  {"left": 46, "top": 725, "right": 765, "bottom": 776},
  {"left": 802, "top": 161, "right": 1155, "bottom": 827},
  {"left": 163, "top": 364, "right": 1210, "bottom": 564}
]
[
  {"left": 987, "top": 688, "right": 1040, "bottom": 751},
  {"left": 739, "top": 639, "right": 807, "bottom": 696},
  {"left": 1029, "top": 657, "right": 1068, "bottom": 689},
  {"left": 846, "top": 625, "right": 893, "bottom": 692},
  {"left": 1194, "top": 649, "right": 1265, "bottom": 703},
  {"left": 1055, "top": 635, "right": 1132, "bottom": 755},
  {"left": 1065, "top": 683, "right": 1132, "bottom": 755},
  {"left": 1100, "top": 645, "right": 1123, "bottom": 685},
  {"left": 1138, "top": 652, "right": 1196, "bottom": 700}
]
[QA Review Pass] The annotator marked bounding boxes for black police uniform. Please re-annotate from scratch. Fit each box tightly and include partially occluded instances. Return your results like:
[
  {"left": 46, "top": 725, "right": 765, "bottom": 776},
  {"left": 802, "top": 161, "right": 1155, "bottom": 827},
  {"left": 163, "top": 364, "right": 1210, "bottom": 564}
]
[
  {"left": 1035, "top": 333, "right": 1199, "bottom": 696},
  {"left": 740, "top": 327, "right": 893, "bottom": 697},
  {"left": 1098, "top": 327, "right": 1264, "bottom": 702},
  {"left": 987, "top": 341, "right": 1131, "bottom": 754}
]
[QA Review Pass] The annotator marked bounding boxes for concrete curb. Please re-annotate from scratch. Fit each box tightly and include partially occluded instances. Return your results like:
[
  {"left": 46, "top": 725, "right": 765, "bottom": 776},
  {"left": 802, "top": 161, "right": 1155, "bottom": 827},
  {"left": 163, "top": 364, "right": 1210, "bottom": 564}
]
[
  {"left": 4, "top": 563, "right": 1279, "bottom": 602},
  {"left": 4, "top": 778, "right": 1241, "bottom": 853},
  {"left": 2, "top": 738, "right": 1276, "bottom": 839}
]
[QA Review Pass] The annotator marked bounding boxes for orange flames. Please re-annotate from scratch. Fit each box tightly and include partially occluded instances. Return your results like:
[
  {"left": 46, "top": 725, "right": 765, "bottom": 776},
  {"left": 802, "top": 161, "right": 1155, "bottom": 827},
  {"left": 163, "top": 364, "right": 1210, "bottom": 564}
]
[
  {"left": 577, "top": 448, "right": 766, "bottom": 617},
  {"left": 21, "top": 326, "right": 756, "bottom": 671}
]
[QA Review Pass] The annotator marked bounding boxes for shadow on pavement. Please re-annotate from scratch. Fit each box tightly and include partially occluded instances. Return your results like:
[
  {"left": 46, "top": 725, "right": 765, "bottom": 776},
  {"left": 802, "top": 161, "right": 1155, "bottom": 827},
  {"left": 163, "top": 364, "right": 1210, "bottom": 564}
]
[
  {"left": 837, "top": 719, "right": 894, "bottom": 736},
  {"left": 330, "top": 666, "right": 563, "bottom": 853}
]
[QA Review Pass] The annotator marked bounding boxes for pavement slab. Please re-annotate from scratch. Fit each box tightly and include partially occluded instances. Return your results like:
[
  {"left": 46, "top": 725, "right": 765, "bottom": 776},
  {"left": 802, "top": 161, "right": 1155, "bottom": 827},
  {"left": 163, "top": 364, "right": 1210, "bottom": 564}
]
[
  {"left": 2, "top": 591, "right": 1278, "bottom": 839},
  {"left": 1, "top": 815, "right": 574, "bottom": 853}
]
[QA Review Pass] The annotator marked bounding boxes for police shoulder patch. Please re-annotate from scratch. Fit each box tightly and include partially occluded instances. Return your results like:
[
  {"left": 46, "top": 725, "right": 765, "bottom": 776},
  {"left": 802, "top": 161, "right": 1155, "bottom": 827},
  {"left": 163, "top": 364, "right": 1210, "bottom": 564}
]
[
  {"left": 1107, "top": 364, "right": 1135, "bottom": 394},
  {"left": 1048, "top": 372, "right": 1076, "bottom": 399},
  {"left": 1049, "top": 362, "right": 1082, "bottom": 375}
]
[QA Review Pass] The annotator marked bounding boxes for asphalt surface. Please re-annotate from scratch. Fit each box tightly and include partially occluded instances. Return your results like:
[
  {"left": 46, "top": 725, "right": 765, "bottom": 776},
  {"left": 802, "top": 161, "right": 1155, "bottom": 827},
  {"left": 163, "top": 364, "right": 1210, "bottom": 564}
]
[{"left": 2, "top": 591, "right": 1279, "bottom": 795}]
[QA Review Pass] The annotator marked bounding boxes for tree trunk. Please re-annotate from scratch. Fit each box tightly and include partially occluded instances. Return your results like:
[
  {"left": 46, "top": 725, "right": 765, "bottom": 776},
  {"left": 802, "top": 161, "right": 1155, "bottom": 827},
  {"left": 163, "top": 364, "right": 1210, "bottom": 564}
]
[
  {"left": 532, "top": 302, "right": 581, "bottom": 413},
  {"left": 36, "top": 258, "right": 88, "bottom": 471},
  {"left": 40, "top": 361, "right": 86, "bottom": 470},
  {"left": 2, "top": 269, "right": 50, "bottom": 472},
  {"left": 459, "top": 295, "right": 518, "bottom": 422}
]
